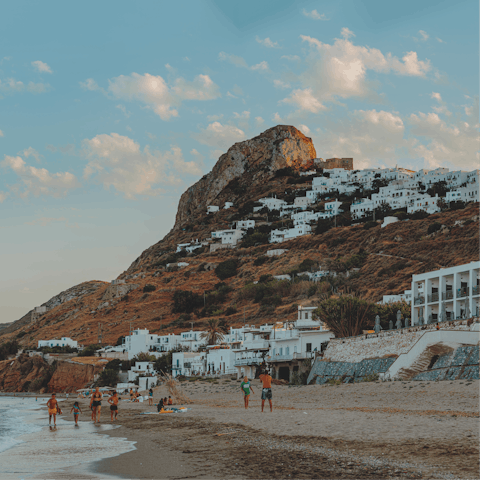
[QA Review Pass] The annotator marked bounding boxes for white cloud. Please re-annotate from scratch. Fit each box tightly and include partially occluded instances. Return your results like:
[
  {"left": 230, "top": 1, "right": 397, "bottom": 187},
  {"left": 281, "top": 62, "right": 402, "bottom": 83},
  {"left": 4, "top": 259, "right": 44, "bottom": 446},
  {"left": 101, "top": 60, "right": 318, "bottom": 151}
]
[
  {"left": 31, "top": 60, "right": 53, "bottom": 74},
  {"left": 106, "top": 72, "right": 220, "bottom": 121},
  {"left": 0, "top": 191, "right": 8, "bottom": 202},
  {"left": 0, "top": 129, "right": 3, "bottom": 137},
  {"left": 272, "top": 112, "right": 283, "bottom": 123},
  {"left": 418, "top": 30, "right": 429, "bottom": 41},
  {"left": 256, "top": 36, "right": 279, "bottom": 48},
  {"left": 2, "top": 154, "right": 80, "bottom": 198},
  {"left": 0, "top": 78, "right": 50, "bottom": 94},
  {"left": 20, "top": 147, "right": 42, "bottom": 162},
  {"left": 219, "top": 52, "right": 269, "bottom": 71},
  {"left": 80, "top": 78, "right": 101, "bottom": 91},
  {"left": 281, "top": 88, "right": 326, "bottom": 113},
  {"left": 430, "top": 92, "right": 442, "bottom": 102},
  {"left": 311, "top": 109, "right": 408, "bottom": 169},
  {"left": 408, "top": 106, "right": 480, "bottom": 169},
  {"left": 436, "top": 37, "right": 446, "bottom": 44},
  {"left": 233, "top": 111, "right": 250, "bottom": 119},
  {"left": 226, "top": 91, "right": 237, "bottom": 98},
  {"left": 192, "top": 122, "right": 246, "bottom": 150},
  {"left": 255, "top": 116, "right": 264, "bottom": 124},
  {"left": 302, "top": 9, "right": 327, "bottom": 20},
  {"left": 285, "top": 30, "right": 431, "bottom": 113},
  {"left": 298, "top": 124, "right": 311, "bottom": 135},
  {"left": 116, "top": 104, "right": 131, "bottom": 118},
  {"left": 274, "top": 79, "right": 291, "bottom": 89},
  {"left": 146, "top": 132, "right": 157, "bottom": 140},
  {"left": 281, "top": 55, "right": 301, "bottom": 62},
  {"left": 82, "top": 133, "right": 200, "bottom": 198},
  {"left": 207, "top": 114, "right": 224, "bottom": 121},
  {"left": 250, "top": 61, "right": 269, "bottom": 71}
]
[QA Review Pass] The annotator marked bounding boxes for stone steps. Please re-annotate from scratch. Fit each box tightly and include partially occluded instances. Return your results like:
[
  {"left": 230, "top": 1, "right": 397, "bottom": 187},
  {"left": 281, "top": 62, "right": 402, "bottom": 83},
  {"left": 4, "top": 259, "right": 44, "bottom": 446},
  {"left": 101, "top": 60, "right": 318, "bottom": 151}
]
[{"left": 397, "top": 343, "right": 454, "bottom": 380}]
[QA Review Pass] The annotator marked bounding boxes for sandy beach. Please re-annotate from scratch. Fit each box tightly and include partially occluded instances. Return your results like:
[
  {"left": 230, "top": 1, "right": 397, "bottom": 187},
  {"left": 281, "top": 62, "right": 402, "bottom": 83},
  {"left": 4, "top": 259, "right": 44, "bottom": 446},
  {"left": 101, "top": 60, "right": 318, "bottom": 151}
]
[{"left": 47, "top": 377, "right": 479, "bottom": 480}]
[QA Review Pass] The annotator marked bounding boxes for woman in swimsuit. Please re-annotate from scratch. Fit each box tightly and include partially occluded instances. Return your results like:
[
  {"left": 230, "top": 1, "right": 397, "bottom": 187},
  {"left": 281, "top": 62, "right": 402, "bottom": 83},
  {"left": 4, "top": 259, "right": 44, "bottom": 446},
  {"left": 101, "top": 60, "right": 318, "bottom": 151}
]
[
  {"left": 91, "top": 387, "right": 102, "bottom": 423},
  {"left": 70, "top": 401, "right": 82, "bottom": 426}
]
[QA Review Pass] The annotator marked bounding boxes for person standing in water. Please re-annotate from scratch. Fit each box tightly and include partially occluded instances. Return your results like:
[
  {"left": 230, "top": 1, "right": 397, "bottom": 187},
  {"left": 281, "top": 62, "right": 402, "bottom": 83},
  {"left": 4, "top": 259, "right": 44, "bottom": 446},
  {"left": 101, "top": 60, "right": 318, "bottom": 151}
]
[
  {"left": 70, "top": 402, "right": 82, "bottom": 426},
  {"left": 259, "top": 370, "right": 273, "bottom": 413},
  {"left": 240, "top": 376, "right": 254, "bottom": 409},
  {"left": 90, "top": 387, "right": 103, "bottom": 423},
  {"left": 108, "top": 391, "right": 119, "bottom": 421},
  {"left": 47, "top": 393, "right": 58, "bottom": 426}
]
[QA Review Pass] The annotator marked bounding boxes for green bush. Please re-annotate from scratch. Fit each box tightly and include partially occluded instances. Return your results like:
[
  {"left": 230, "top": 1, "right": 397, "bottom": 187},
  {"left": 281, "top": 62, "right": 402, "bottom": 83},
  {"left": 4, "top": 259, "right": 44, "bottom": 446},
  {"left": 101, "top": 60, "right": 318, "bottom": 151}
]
[
  {"left": 215, "top": 259, "right": 238, "bottom": 280},
  {"left": 363, "top": 221, "right": 377, "bottom": 230},
  {"left": 143, "top": 284, "right": 156, "bottom": 293},
  {"left": 241, "top": 232, "right": 269, "bottom": 248},
  {"left": 78, "top": 344, "right": 101, "bottom": 357},
  {"left": 97, "top": 369, "right": 119, "bottom": 387},
  {"left": 315, "top": 218, "right": 333, "bottom": 235},
  {"left": 253, "top": 256, "right": 269, "bottom": 266},
  {"left": 172, "top": 290, "right": 203, "bottom": 313},
  {"left": 427, "top": 222, "right": 442, "bottom": 235},
  {"left": 225, "top": 306, "right": 237, "bottom": 316}
]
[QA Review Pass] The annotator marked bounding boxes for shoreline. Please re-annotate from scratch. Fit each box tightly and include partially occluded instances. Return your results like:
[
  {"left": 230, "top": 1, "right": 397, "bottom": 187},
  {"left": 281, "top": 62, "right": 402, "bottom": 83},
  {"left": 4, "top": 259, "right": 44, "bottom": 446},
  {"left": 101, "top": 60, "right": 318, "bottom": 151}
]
[{"left": 90, "top": 378, "right": 479, "bottom": 479}]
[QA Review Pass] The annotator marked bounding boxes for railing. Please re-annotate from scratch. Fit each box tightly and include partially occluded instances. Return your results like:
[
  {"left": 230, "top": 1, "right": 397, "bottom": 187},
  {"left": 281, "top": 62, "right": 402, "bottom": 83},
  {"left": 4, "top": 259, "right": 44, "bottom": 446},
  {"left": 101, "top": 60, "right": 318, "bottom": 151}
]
[
  {"left": 171, "top": 366, "right": 181, "bottom": 370},
  {"left": 414, "top": 296, "right": 425, "bottom": 305},
  {"left": 427, "top": 293, "right": 439, "bottom": 303},
  {"left": 234, "top": 358, "right": 263, "bottom": 366},
  {"left": 442, "top": 290, "right": 454, "bottom": 300},
  {"left": 473, "top": 286, "right": 480, "bottom": 296},
  {"left": 457, "top": 287, "right": 469, "bottom": 298},
  {"left": 268, "top": 354, "right": 293, "bottom": 362}
]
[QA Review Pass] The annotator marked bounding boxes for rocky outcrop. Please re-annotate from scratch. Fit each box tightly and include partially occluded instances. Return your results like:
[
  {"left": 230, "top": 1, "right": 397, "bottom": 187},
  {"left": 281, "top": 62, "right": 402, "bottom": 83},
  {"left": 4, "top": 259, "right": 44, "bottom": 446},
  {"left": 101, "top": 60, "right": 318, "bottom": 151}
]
[
  {"left": 0, "top": 355, "right": 104, "bottom": 393},
  {"left": 47, "top": 360, "right": 104, "bottom": 393},
  {"left": 174, "top": 125, "right": 316, "bottom": 229}
]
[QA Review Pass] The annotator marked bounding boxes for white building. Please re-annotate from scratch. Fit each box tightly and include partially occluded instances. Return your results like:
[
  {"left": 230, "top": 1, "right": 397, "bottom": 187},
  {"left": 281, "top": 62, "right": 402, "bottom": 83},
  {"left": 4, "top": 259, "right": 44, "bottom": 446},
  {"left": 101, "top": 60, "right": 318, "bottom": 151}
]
[
  {"left": 270, "top": 224, "right": 312, "bottom": 243},
  {"left": 325, "top": 200, "right": 343, "bottom": 216},
  {"left": 381, "top": 216, "right": 399, "bottom": 228},
  {"left": 253, "top": 197, "right": 287, "bottom": 212},
  {"left": 406, "top": 193, "right": 440, "bottom": 214},
  {"left": 38, "top": 337, "right": 78, "bottom": 349},
  {"left": 207, "top": 205, "right": 219, "bottom": 214},
  {"left": 224, "top": 202, "right": 234, "bottom": 209},
  {"left": 211, "top": 229, "right": 245, "bottom": 245},
  {"left": 235, "top": 220, "right": 255, "bottom": 229},
  {"left": 412, "top": 261, "right": 480, "bottom": 325}
]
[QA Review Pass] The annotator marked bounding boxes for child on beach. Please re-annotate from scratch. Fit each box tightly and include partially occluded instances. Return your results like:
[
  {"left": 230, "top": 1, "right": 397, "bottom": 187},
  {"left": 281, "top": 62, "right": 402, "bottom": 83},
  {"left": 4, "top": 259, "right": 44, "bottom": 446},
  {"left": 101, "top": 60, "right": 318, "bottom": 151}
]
[
  {"left": 108, "top": 391, "right": 119, "bottom": 421},
  {"left": 168, "top": 396, "right": 173, "bottom": 405},
  {"left": 70, "top": 402, "right": 82, "bottom": 426},
  {"left": 240, "top": 376, "right": 254, "bottom": 409},
  {"left": 47, "top": 393, "right": 58, "bottom": 426}
]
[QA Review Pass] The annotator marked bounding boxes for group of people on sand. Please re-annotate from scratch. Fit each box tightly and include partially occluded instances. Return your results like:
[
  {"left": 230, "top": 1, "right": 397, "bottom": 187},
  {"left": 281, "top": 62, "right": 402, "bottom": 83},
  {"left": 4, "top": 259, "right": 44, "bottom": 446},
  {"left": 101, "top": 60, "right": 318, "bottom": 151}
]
[
  {"left": 240, "top": 370, "right": 273, "bottom": 412},
  {"left": 46, "top": 386, "right": 120, "bottom": 427}
]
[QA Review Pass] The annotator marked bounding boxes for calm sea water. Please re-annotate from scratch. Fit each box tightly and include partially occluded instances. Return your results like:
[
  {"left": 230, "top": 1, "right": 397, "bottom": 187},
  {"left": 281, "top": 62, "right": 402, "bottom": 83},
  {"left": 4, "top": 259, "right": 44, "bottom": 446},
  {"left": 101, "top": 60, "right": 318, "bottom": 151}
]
[{"left": 0, "top": 396, "right": 136, "bottom": 479}]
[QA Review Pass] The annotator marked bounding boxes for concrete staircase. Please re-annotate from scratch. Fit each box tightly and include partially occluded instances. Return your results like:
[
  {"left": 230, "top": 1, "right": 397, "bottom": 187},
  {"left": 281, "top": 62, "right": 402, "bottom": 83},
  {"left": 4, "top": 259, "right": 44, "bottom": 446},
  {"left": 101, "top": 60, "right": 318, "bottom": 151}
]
[{"left": 396, "top": 344, "right": 454, "bottom": 380}]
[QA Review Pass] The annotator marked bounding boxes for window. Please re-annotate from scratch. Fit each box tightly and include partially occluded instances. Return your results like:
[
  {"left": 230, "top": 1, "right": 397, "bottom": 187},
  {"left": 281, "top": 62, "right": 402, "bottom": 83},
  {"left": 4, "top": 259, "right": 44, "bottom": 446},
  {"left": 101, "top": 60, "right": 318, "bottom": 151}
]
[
  {"left": 286, "top": 347, "right": 289, "bottom": 355},
  {"left": 306, "top": 343, "right": 312, "bottom": 352}
]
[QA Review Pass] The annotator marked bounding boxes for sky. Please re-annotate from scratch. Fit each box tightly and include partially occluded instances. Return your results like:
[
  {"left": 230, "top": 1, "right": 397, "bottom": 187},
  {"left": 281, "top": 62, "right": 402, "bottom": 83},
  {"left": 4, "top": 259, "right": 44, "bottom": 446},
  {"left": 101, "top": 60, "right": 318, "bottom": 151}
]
[{"left": 0, "top": 0, "right": 478, "bottom": 324}]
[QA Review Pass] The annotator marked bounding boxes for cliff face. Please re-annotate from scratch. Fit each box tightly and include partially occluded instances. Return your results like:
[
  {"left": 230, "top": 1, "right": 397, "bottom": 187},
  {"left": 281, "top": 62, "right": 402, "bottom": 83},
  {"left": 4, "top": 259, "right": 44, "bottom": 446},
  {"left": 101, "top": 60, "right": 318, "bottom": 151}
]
[
  {"left": 174, "top": 125, "right": 316, "bottom": 229},
  {"left": 47, "top": 360, "right": 103, "bottom": 393}
]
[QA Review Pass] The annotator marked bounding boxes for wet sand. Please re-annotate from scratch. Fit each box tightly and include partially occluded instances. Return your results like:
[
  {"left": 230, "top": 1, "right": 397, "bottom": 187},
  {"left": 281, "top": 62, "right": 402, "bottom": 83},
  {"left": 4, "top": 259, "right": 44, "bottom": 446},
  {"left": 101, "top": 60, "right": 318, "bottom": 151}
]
[{"left": 71, "top": 378, "right": 480, "bottom": 480}]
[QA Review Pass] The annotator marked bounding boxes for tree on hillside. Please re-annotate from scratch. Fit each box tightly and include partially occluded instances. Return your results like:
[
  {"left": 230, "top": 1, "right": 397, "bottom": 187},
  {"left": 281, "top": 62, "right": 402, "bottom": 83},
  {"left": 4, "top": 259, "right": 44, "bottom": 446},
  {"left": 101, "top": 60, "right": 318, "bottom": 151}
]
[
  {"left": 200, "top": 319, "right": 226, "bottom": 345},
  {"left": 314, "top": 295, "right": 374, "bottom": 338},
  {"left": 427, "top": 180, "right": 449, "bottom": 198},
  {"left": 97, "top": 369, "right": 119, "bottom": 387}
]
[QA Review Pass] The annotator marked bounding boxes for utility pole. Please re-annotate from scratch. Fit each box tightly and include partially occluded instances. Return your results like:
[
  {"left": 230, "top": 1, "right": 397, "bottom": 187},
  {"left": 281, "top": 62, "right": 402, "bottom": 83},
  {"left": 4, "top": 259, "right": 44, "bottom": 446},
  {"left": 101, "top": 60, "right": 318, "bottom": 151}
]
[
  {"left": 190, "top": 322, "right": 194, "bottom": 331},
  {"left": 243, "top": 306, "right": 246, "bottom": 326},
  {"left": 98, "top": 323, "right": 103, "bottom": 345}
]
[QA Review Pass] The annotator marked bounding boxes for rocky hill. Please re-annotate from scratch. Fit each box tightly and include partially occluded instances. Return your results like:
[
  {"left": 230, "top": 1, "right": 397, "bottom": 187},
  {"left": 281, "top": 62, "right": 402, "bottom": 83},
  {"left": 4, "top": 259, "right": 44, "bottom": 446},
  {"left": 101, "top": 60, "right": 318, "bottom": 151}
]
[{"left": 1, "top": 125, "right": 478, "bottom": 350}]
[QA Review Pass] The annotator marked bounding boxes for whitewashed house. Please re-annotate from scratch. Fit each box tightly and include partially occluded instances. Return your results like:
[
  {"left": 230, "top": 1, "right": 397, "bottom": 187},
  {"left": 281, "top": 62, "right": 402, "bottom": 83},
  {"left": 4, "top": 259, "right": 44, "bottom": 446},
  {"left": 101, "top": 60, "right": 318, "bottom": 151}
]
[
  {"left": 207, "top": 205, "right": 219, "bottom": 214},
  {"left": 38, "top": 337, "right": 78, "bottom": 349},
  {"left": 224, "top": 202, "right": 234, "bottom": 209},
  {"left": 235, "top": 220, "right": 255, "bottom": 229},
  {"left": 211, "top": 229, "right": 245, "bottom": 245},
  {"left": 254, "top": 197, "right": 287, "bottom": 212}
]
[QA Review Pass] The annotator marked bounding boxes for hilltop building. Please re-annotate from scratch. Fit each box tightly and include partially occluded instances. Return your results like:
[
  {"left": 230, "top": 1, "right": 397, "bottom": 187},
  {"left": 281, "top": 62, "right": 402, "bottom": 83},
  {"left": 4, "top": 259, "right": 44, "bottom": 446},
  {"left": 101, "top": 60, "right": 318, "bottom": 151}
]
[{"left": 38, "top": 337, "right": 78, "bottom": 349}]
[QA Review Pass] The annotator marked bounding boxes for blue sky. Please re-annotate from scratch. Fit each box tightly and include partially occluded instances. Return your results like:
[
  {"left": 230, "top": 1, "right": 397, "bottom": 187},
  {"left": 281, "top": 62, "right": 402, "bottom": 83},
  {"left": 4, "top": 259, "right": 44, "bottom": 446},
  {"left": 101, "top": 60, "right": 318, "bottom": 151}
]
[{"left": 1, "top": 0, "right": 478, "bottom": 323}]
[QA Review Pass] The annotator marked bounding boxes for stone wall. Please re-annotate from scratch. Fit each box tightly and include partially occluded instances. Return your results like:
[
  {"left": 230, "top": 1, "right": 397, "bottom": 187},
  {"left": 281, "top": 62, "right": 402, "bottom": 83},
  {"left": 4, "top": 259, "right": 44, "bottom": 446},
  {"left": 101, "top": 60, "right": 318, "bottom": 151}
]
[
  {"left": 324, "top": 320, "right": 474, "bottom": 363},
  {"left": 307, "top": 357, "right": 396, "bottom": 385},
  {"left": 412, "top": 345, "right": 479, "bottom": 381}
]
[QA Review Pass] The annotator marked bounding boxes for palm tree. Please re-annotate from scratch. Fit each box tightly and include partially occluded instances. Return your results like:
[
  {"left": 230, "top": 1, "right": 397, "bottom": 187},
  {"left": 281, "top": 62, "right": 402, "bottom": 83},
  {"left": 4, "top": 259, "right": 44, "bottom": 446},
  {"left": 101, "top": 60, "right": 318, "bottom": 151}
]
[{"left": 200, "top": 319, "right": 226, "bottom": 345}]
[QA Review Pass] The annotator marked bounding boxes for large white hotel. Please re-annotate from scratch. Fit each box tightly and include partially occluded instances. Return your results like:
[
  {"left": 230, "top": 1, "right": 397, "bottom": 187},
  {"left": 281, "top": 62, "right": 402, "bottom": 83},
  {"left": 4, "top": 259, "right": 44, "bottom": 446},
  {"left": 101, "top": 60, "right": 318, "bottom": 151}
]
[{"left": 412, "top": 261, "right": 480, "bottom": 324}]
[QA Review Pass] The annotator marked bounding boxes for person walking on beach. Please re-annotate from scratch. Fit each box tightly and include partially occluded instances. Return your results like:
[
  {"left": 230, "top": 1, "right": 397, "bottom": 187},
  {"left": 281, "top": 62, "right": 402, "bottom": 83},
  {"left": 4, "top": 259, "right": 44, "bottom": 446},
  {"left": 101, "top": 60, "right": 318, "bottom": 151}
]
[
  {"left": 259, "top": 370, "right": 273, "bottom": 413},
  {"left": 70, "top": 401, "right": 82, "bottom": 426},
  {"left": 148, "top": 388, "right": 153, "bottom": 406},
  {"left": 47, "top": 393, "right": 58, "bottom": 426},
  {"left": 90, "top": 387, "right": 103, "bottom": 423},
  {"left": 108, "top": 391, "right": 119, "bottom": 421},
  {"left": 240, "top": 376, "right": 254, "bottom": 409}
]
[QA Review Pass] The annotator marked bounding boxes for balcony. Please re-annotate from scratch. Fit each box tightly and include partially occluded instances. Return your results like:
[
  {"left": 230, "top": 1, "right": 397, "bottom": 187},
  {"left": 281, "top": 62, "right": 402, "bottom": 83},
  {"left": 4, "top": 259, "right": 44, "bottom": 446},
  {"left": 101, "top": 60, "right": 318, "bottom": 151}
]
[
  {"left": 269, "top": 354, "right": 293, "bottom": 362},
  {"left": 414, "top": 296, "right": 425, "bottom": 305},
  {"left": 473, "top": 285, "right": 480, "bottom": 296},
  {"left": 457, "top": 287, "right": 469, "bottom": 298},
  {"left": 172, "top": 366, "right": 181, "bottom": 370},
  {"left": 427, "top": 293, "right": 439, "bottom": 303},
  {"left": 442, "top": 290, "right": 454, "bottom": 300},
  {"left": 234, "top": 358, "right": 263, "bottom": 366}
]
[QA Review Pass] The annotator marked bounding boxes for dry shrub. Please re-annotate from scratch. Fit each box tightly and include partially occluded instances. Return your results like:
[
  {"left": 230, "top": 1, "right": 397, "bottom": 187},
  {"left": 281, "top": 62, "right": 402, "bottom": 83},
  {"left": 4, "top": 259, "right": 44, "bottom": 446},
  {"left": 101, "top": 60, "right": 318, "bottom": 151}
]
[
  {"left": 159, "top": 372, "right": 192, "bottom": 404},
  {"left": 289, "top": 280, "right": 311, "bottom": 298}
]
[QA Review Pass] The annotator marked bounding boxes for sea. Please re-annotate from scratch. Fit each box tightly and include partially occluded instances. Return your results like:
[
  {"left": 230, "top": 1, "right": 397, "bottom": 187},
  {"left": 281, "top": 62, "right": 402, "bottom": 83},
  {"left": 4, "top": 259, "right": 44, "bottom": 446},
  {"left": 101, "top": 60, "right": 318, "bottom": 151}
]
[{"left": 0, "top": 395, "right": 136, "bottom": 479}]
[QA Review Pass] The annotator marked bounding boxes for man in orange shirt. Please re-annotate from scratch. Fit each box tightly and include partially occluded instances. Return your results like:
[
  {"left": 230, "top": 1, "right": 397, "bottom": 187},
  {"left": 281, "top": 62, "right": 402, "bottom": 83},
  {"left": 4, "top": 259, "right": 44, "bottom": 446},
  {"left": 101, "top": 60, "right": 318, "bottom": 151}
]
[{"left": 259, "top": 370, "right": 273, "bottom": 412}]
